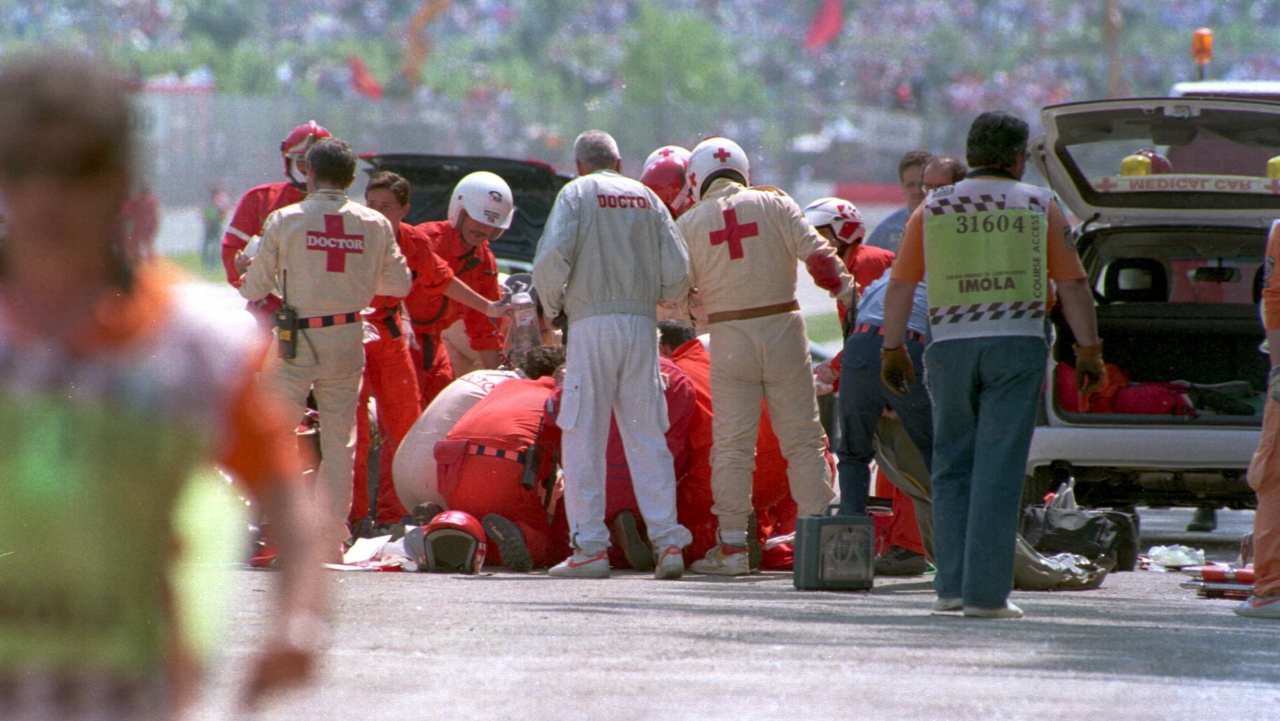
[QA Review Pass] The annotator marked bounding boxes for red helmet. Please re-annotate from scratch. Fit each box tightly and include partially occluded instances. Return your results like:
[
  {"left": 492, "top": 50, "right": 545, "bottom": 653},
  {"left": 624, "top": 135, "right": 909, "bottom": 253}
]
[
  {"left": 642, "top": 158, "right": 694, "bottom": 218},
  {"left": 413, "top": 510, "right": 488, "bottom": 574},
  {"left": 1135, "top": 147, "right": 1173, "bottom": 174},
  {"left": 279, "top": 120, "right": 331, "bottom": 181}
]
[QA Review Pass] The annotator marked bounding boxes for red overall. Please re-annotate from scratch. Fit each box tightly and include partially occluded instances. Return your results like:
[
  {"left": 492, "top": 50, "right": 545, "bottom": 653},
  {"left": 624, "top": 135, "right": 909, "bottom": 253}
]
[
  {"left": 350, "top": 223, "right": 453, "bottom": 526},
  {"left": 221, "top": 181, "right": 305, "bottom": 322},
  {"left": 436, "top": 377, "right": 569, "bottom": 568},
  {"left": 407, "top": 221, "right": 504, "bottom": 407}
]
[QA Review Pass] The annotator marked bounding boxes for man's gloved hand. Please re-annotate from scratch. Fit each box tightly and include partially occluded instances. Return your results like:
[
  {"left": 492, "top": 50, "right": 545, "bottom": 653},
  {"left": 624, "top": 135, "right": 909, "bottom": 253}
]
[
  {"left": 880, "top": 345, "right": 915, "bottom": 396},
  {"left": 1269, "top": 366, "right": 1280, "bottom": 403},
  {"left": 1073, "top": 342, "right": 1107, "bottom": 401}
]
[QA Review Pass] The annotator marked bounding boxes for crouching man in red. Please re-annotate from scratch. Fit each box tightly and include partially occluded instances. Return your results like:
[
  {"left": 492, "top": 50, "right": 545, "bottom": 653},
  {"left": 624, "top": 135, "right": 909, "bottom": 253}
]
[
  {"left": 433, "top": 347, "right": 570, "bottom": 571},
  {"left": 603, "top": 354, "right": 705, "bottom": 570}
]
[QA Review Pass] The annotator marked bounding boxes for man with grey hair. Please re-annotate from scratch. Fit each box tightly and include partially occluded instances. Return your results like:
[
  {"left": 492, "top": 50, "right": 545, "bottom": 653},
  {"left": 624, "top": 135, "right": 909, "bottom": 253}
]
[{"left": 532, "top": 130, "right": 694, "bottom": 579}]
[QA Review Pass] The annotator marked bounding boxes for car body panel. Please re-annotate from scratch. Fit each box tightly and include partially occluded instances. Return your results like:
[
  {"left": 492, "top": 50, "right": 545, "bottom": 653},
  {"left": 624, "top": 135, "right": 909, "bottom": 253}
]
[{"left": 1035, "top": 97, "right": 1280, "bottom": 227}]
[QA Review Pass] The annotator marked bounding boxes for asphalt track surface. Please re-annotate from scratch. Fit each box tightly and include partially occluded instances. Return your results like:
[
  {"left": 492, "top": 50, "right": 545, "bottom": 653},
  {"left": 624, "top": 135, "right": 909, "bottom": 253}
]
[{"left": 194, "top": 508, "right": 1279, "bottom": 721}]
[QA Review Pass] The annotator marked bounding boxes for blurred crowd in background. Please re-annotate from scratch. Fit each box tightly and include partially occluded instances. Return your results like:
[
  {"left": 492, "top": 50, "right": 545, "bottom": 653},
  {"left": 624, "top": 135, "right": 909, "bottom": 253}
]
[{"left": 4, "top": 0, "right": 1278, "bottom": 202}]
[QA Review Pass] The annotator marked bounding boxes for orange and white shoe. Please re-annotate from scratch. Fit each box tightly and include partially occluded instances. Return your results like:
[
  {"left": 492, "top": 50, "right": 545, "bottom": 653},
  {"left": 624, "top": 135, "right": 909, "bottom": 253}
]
[
  {"left": 549, "top": 549, "right": 610, "bottom": 579},
  {"left": 654, "top": 545, "right": 684, "bottom": 580},
  {"left": 689, "top": 544, "right": 750, "bottom": 576}
]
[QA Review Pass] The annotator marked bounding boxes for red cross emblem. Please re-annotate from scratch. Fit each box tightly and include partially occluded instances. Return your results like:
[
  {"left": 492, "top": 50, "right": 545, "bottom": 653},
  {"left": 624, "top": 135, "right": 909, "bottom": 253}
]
[
  {"left": 659, "top": 148, "right": 675, "bottom": 158},
  {"left": 709, "top": 208, "right": 758, "bottom": 260},
  {"left": 1096, "top": 177, "right": 1117, "bottom": 192},
  {"left": 1268, "top": 179, "right": 1280, "bottom": 195},
  {"left": 713, "top": 147, "right": 732, "bottom": 163},
  {"left": 305, "top": 214, "right": 365, "bottom": 272}
]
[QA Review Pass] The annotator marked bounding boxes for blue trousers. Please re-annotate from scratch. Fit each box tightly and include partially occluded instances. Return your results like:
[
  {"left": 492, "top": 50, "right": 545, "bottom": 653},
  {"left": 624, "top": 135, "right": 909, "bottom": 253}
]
[
  {"left": 924, "top": 336, "right": 1046, "bottom": 608},
  {"left": 836, "top": 330, "right": 933, "bottom": 515}
]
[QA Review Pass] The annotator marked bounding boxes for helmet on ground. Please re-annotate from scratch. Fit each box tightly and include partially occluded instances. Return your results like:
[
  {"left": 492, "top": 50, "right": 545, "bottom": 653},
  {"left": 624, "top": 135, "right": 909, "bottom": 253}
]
[
  {"left": 803, "top": 197, "right": 866, "bottom": 245},
  {"left": 687, "top": 137, "right": 750, "bottom": 202},
  {"left": 411, "top": 510, "right": 488, "bottom": 574},
  {"left": 448, "top": 171, "right": 515, "bottom": 231},
  {"left": 279, "top": 120, "right": 331, "bottom": 180},
  {"left": 641, "top": 145, "right": 694, "bottom": 217}
]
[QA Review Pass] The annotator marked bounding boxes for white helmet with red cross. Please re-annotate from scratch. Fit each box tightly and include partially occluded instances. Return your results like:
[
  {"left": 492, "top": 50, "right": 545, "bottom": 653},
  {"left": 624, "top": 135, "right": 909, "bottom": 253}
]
[
  {"left": 641, "top": 145, "right": 694, "bottom": 217},
  {"left": 448, "top": 171, "right": 515, "bottom": 231},
  {"left": 687, "top": 137, "right": 750, "bottom": 202},
  {"left": 804, "top": 197, "right": 866, "bottom": 246},
  {"left": 279, "top": 120, "right": 331, "bottom": 181}
]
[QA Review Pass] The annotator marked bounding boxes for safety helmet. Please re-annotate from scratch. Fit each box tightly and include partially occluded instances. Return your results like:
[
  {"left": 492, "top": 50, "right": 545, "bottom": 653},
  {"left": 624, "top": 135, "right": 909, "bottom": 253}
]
[
  {"left": 448, "top": 171, "right": 515, "bottom": 231},
  {"left": 406, "top": 510, "right": 488, "bottom": 574},
  {"left": 803, "top": 197, "right": 866, "bottom": 245},
  {"left": 279, "top": 120, "right": 331, "bottom": 180},
  {"left": 641, "top": 145, "right": 694, "bottom": 217},
  {"left": 1135, "top": 147, "right": 1173, "bottom": 174},
  {"left": 687, "top": 137, "right": 750, "bottom": 202}
]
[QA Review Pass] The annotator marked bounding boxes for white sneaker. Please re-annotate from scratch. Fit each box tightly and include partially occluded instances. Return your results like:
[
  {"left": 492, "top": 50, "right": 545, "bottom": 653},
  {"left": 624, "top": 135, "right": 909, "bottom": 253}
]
[
  {"left": 963, "top": 601, "right": 1024, "bottom": 619},
  {"left": 689, "top": 544, "right": 750, "bottom": 576},
  {"left": 1235, "top": 594, "right": 1280, "bottom": 619},
  {"left": 548, "top": 550, "right": 610, "bottom": 578},
  {"left": 930, "top": 597, "right": 962, "bottom": 615},
  {"left": 654, "top": 546, "right": 684, "bottom": 580}
]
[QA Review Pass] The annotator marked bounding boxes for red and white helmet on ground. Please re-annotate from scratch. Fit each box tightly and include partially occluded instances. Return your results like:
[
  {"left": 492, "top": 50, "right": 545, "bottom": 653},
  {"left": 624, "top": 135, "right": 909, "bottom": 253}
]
[
  {"left": 687, "top": 137, "right": 750, "bottom": 202},
  {"left": 279, "top": 120, "right": 331, "bottom": 179},
  {"left": 641, "top": 145, "right": 694, "bottom": 217},
  {"left": 803, "top": 197, "right": 866, "bottom": 245},
  {"left": 448, "top": 171, "right": 515, "bottom": 230},
  {"left": 410, "top": 510, "right": 489, "bottom": 574}
]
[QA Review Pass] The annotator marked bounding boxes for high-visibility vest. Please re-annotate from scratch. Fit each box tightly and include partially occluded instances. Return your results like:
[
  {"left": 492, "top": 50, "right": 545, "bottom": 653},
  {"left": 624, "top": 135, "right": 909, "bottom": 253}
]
[{"left": 923, "top": 177, "right": 1054, "bottom": 342}]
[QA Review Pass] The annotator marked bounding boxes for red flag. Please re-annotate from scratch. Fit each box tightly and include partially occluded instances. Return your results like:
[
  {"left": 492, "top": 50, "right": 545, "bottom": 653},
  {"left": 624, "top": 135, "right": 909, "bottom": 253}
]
[
  {"left": 804, "top": 0, "right": 844, "bottom": 52},
  {"left": 348, "top": 56, "right": 384, "bottom": 100}
]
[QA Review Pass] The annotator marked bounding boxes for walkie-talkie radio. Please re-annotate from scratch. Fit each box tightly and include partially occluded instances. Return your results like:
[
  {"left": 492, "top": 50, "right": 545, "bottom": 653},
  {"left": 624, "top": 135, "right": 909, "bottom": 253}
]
[{"left": 275, "top": 269, "right": 299, "bottom": 360}]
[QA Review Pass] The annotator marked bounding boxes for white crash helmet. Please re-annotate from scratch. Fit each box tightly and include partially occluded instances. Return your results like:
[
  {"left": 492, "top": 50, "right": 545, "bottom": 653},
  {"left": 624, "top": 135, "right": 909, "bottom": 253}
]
[
  {"left": 687, "top": 137, "right": 750, "bottom": 202},
  {"left": 448, "top": 171, "right": 515, "bottom": 230},
  {"left": 803, "top": 197, "right": 866, "bottom": 245}
]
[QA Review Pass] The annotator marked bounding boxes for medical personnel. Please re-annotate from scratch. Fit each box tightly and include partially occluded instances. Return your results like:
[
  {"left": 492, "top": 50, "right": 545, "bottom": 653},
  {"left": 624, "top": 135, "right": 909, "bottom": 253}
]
[
  {"left": 676, "top": 137, "right": 854, "bottom": 576},
  {"left": 533, "top": 130, "right": 693, "bottom": 580},
  {"left": 409, "top": 172, "right": 512, "bottom": 406},
  {"left": 239, "top": 138, "right": 412, "bottom": 550},
  {"left": 222, "top": 120, "right": 330, "bottom": 324}
]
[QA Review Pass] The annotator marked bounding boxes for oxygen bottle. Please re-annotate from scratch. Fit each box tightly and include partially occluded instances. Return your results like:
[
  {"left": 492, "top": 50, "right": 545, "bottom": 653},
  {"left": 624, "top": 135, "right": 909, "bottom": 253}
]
[{"left": 507, "top": 290, "right": 541, "bottom": 367}]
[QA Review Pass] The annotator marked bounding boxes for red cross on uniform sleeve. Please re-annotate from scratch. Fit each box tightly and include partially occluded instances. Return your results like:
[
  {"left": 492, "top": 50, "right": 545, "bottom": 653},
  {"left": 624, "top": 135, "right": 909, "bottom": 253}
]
[
  {"left": 709, "top": 207, "right": 758, "bottom": 260},
  {"left": 306, "top": 214, "right": 366, "bottom": 272}
]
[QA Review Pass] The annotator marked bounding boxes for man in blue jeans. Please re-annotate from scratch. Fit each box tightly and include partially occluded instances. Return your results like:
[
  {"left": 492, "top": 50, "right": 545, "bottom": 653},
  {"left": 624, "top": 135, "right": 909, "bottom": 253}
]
[
  {"left": 834, "top": 275, "right": 933, "bottom": 575},
  {"left": 878, "top": 111, "right": 1104, "bottom": 619},
  {"left": 835, "top": 275, "right": 932, "bottom": 515}
]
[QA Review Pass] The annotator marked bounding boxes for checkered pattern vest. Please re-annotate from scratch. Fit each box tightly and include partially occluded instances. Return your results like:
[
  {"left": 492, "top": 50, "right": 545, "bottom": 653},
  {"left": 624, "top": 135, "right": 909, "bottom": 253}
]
[{"left": 922, "top": 177, "right": 1054, "bottom": 343}]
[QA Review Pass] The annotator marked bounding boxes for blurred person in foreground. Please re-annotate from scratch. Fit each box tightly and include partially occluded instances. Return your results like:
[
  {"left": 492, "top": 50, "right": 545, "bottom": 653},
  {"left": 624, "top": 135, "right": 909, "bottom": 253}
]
[
  {"left": 238, "top": 138, "right": 412, "bottom": 551},
  {"left": 864, "top": 149, "right": 932, "bottom": 254},
  {"left": 0, "top": 52, "right": 326, "bottom": 720},
  {"left": 1239, "top": 219, "right": 1280, "bottom": 618},
  {"left": 676, "top": 137, "right": 854, "bottom": 576},
  {"left": 533, "top": 129, "right": 693, "bottom": 579},
  {"left": 879, "top": 112, "right": 1102, "bottom": 619}
]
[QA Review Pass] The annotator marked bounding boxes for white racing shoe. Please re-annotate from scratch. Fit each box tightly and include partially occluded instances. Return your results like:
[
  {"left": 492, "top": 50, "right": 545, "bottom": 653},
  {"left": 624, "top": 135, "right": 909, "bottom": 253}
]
[
  {"left": 549, "top": 549, "right": 610, "bottom": 579},
  {"left": 963, "top": 601, "right": 1024, "bottom": 619},
  {"left": 689, "top": 544, "right": 750, "bottom": 576},
  {"left": 654, "top": 546, "right": 684, "bottom": 580}
]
